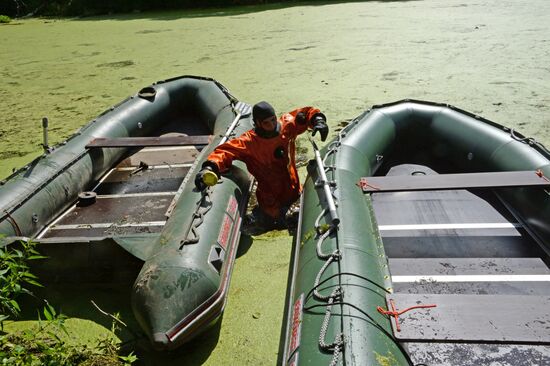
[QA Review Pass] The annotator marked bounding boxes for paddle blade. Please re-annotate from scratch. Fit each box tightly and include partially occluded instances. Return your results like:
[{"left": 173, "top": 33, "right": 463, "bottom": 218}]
[{"left": 234, "top": 101, "right": 252, "bottom": 117}]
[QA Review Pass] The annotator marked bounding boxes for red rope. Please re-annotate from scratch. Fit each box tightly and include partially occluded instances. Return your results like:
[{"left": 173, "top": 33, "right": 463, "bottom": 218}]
[
  {"left": 358, "top": 177, "right": 380, "bottom": 191},
  {"left": 535, "top": 169, "right": 550, "bottom": 183},
  {"left": 377, "top": 299, "right": 437, "bottom": 332}
]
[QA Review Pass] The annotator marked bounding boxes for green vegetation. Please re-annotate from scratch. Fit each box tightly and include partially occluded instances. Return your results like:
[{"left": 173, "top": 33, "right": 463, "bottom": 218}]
[
  {"left": 1, "top": 303, "right": 137, "bottom": 365},
  {"left": 0, "top": 241, "right": 137, "bottom": 365},
  {"left": 0, "top": 15, "right": 11, "bottom": 23},
  {"left": 0, "top": 240, "right": 44, "bottom": 323},
  {"left": 1, "top": 0, "right": 314, "bottom": 17}
]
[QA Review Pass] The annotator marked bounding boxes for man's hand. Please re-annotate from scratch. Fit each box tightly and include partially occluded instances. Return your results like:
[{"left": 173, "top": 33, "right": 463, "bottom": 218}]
[
  {"left": 312, "top": 115, "right": 329, "bottom": 141},
  {"left": 194, "top": 166, "right": 219, "bottom": 191}
]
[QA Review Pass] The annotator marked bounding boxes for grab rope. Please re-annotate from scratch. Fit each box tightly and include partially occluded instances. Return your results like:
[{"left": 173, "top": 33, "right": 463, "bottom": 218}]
[
  {"left": 3, "top": 210, "right": 22, "bottom": 236},
  {"left": 179, "top": 189, "right": 213, "bottom": 248},
  {"left": 307, "top": 133, "right": 344, "bottom": 366},
  {"left": 319, "top": 287, "right": 344, "bottom": 366},
  {"left": 510, "top": 129, "right": 550, "bottom": 155},
  {"left": 312, "top": 224, "right": 344, "bottom": 365}
]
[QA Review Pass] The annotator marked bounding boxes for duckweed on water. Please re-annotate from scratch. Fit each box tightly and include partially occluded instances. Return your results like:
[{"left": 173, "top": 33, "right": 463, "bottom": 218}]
[{"left": 2, "top": 2, "right": 550, "bottom": 364}]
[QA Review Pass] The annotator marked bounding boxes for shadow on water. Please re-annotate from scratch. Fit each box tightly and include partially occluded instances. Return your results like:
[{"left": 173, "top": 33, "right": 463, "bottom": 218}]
[
  {"left": 14, "top": 234, "right": 259, "bottom": 365},
  {"left": 133, "top": 317, "right": 224, "bottom": 366},
  {"left": 13, "top": 228, "right": 264, "bottom": 365},
  {"left": 18, "top": 280, "right": 225, "bottom": 366},
  {"left": 73, "top": 0, "right": 421, "bottom": 21},
  {"left": 276, "top": 226, "right": 299, "bottom": 365},
  {"left": 237, "top": 233, "right": 254, "bottom": 257}
]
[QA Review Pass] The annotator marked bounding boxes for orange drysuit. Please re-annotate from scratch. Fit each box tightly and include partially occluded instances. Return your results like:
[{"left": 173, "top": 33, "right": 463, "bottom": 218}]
[{"left": 207, "top": 107, "right": 322, "bottom": 219}]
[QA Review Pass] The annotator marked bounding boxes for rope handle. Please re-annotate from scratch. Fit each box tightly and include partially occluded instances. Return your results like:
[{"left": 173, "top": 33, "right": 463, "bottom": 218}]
[
  {"left": 535, "top": 169, "right": 550, "bottom": 183},
  {"left": 358, "top": 177, "right": 380, "bottom": 191},
  {"left": 377, "top": 299, "right": 437, "bottom": 332}
]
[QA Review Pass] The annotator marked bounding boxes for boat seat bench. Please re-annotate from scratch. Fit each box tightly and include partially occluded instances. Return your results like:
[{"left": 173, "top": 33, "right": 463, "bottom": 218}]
[
  {"left": 86, "top": 135, "right": 211, "bottom": 148},
  {"left": 360, "top": 170, "right": 550, "bottom": 192}
]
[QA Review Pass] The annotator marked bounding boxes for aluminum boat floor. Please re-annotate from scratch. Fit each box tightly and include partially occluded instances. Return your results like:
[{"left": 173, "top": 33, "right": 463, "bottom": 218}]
[
  {"left": 39, "top": 142, "right": 203, "bottom": 240},
  {"left": 371, "top": 164, "right": 550, "bottom": 366}
]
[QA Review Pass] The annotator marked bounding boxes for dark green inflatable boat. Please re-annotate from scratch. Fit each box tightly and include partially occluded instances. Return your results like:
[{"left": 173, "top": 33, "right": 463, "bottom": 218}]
[
  {"left": 0, "top": 76, "right": 253, "bottom": 350},
  {"left": 282, "top": 100, "right": 550, "bottom": 365}
]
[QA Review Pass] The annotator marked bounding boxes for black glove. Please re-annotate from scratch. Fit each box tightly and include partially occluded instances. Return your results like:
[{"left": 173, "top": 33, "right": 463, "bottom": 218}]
[
  {"left": 194, "top": 165, "right": 218, "bottom": 191},
  {"left": 312, "top": 115, "right": 329, "bottom": 142}
]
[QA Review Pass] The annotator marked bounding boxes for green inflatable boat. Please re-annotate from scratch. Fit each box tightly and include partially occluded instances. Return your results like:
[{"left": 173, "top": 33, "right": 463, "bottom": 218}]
[
  {"left": 0, "top": 76, "right": 253, "bottom": 350},
  {"left": 282, "top": 100, "right": 550, "bottom": 365}
]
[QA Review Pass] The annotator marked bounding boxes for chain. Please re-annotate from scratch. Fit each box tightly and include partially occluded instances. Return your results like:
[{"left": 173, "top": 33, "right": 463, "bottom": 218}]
[{"left": 179, "top": 189, "right": 213, "bottom": 248}]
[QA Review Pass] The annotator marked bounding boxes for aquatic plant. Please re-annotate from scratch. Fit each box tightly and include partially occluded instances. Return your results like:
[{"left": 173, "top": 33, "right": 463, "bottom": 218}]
[
  {"left": 0, "top": 241, "right": 137, "bottom": 365},
  {"left": 0, "top": 302, "right": 138, "bottom": 365}
]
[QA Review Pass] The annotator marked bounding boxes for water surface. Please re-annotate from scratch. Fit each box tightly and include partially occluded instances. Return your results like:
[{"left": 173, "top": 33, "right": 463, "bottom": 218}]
[{"left": 1, "top": 1, "right": 550, "bottom": 364}]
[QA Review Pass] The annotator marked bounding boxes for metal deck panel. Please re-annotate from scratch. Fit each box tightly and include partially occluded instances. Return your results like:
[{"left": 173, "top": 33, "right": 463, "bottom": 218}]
[
  {"left": 387, "top": 293, "right": 550, "bottom": 343},
  {"left": 95, "top": 166, "right": 188, "bottom": 195},
  {"left": 117, "top": 146, "right": 202, "bottom": 166},
  {"left": 371, "top": 190, "right": 516, "bottom": 227},
  {"left": 43, "top": 225, "right": 164, "bottom": 238},
  {"left": 382, "top": 235, "right": 544, "bottom": 258},
  {"left": 392, "top": 281, "right": 550, "bottom": 296},
  {"left": 389, "top": 258, "right": 550, "bottom": 276},
  {"left": 404, "top": 342, "right": 550, "bottom": 366},
  {"left": 49, "top": 195, "right": 172, "bottom": 226}
]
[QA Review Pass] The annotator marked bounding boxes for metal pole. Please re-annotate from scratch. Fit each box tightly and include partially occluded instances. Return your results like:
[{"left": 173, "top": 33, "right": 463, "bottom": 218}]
[
  {"left": 309, "top": 136, "right": 340, "bottom": 226},
  {"left": 42, "top": 117, "right": 49, "bottom": 153}
]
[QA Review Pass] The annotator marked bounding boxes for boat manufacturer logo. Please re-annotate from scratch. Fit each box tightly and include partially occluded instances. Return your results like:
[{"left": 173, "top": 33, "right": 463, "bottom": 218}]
[
  {"left": 226, "top": 195, "right": 238, "bottom": 219},
  {"left": 287, "top": 293, "right": 304, "bottom": 362},
  {"left": 217, "top": 213, "right": 233, "bottom": 250}
]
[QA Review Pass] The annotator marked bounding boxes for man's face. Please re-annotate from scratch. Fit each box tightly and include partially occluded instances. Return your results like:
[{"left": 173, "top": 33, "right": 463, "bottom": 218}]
[{"left": 258, "top": 115, "right": 277, "bottom": 131}]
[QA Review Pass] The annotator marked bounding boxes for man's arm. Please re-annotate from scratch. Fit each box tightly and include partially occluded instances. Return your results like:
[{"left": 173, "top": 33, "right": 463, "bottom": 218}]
[
  {"left": 286, "top": 107, "right": 328, "bottom": 140},
  {"left": 195, "top": 135, "right": 252, "bottom": 190},
  {"left": 206, "top": 134, "right": 251, "bottom": 173}
]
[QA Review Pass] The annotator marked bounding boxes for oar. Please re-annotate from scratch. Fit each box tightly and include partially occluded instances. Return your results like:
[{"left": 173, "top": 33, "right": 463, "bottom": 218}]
[
  {"left": 308, "top": 134, "right": 340, "bottom": 226},
  {"left": 220, "top": 101, "right": 252, "bottom": 145}
]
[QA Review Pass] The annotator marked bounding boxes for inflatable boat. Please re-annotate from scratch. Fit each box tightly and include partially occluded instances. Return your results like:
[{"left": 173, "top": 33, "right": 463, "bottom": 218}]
[
  {"left": 281, "top": 100, "right": 550, "bottom": 365},
  {"left": 0, "top": 76, "right": 253, "bottom": 350}
]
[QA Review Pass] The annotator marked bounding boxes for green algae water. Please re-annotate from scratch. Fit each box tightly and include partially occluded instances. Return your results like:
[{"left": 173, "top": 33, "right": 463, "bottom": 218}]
[{"left": 2, "top": 1, "right": 550, "bottom": 364}]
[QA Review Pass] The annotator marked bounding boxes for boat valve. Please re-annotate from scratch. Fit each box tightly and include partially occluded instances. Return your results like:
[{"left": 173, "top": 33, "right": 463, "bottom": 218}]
[{"left": 42, "top": 117, "right": 50, "bottom": 153}]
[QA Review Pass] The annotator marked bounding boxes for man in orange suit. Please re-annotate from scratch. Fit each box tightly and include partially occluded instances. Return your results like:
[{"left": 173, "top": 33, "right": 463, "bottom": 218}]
[{"left": 195, "top": 101, "right": 328, "bottom": 234}]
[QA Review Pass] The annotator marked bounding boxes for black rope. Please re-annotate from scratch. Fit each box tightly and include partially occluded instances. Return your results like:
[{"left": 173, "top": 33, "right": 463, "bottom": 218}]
[
  {"left": 303, "top": 300, "right": 415, "bottom": 366},
  {"left": 303, "top": 271, "right": 390, "bottom": 305}
]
